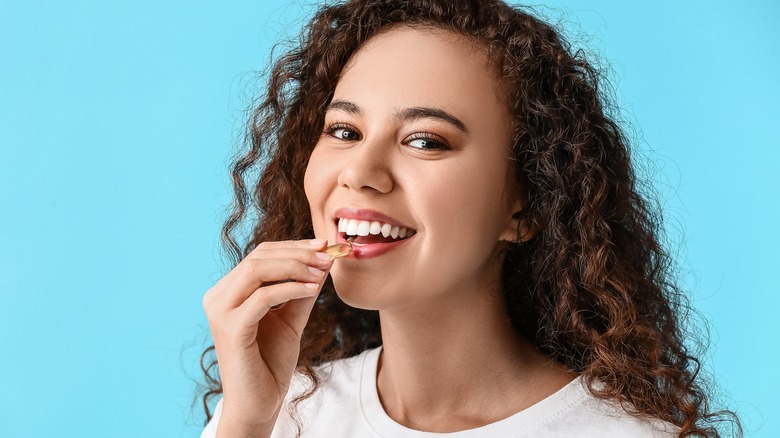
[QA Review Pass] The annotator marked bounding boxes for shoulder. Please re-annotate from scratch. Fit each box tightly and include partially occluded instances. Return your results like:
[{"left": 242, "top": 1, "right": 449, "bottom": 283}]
[
  {"left": 271, "top": 347, "right": 379, "bottom": 437},
  {"left": 199, "top": 348, "right": 378, "bottom": 438},
  {"left": 541, "top": 378, "right": 680, "bottom": 438},
  {"left": 288, "top": 346, "right": 375, "bottom": 399}
]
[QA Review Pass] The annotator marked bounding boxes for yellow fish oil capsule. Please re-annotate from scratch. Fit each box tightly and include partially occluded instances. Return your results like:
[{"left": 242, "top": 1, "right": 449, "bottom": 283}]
[{"left": 324, "top": 242, "right": 353, "bottom": 258}]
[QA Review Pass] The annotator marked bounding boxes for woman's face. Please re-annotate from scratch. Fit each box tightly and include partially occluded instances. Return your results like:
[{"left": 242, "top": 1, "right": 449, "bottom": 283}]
[{"left": 304, "top": 26, "right": 521, "bottom": 310}]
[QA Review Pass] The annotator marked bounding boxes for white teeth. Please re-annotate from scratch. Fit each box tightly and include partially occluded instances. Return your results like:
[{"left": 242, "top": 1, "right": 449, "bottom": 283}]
[
  {"left": 356, "top": 220, "right": 371, "bottom": 236},
  {"left": 381, "top": 223, "right": 392, "bottom": 237},
  {"left": 338, "top": 217, "right": 415, "bottom": 240},
  {"left": 345, "top": 219, "right": 358, "bottom": 235}
]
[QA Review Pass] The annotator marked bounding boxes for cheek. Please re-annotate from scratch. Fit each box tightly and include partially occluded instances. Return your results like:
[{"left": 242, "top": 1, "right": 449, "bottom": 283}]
[
  {"left": 303, "top": 148, "right": 335, "bottom": 236},
  {"left": 427, "top": 159, "right": 509, "bottom": 239},
  {"left": 303, "top": 155, "right": 318, "bottom": 204},
  {"left": 417, "top": 160, "right": 511, "bottom": 274}
]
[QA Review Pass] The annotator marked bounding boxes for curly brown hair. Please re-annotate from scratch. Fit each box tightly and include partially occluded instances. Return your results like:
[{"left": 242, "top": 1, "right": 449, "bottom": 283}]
[{"left": 198, "top": 0, "right": 741, "bottom": 436}]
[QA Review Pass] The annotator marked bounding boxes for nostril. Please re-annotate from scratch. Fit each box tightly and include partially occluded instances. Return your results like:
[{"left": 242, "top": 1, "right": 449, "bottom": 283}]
[{"left": 336, "top": 154, "right": 395, "bottom": 194}]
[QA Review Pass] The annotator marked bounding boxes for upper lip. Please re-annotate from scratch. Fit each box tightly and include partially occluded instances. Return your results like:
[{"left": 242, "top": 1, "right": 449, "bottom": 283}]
[{"left": 334, "top": 207, "right": 416, "bottom": 230}]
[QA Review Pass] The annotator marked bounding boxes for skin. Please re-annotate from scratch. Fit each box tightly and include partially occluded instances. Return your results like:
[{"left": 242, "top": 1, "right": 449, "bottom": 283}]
[
  {"left": 203, "top": 26, "right": 577, "bottom": 438},
  {"left": 304, "top": 27, "right": 576, "bottom": 432},
  {"left": 203, "top": 238, "right": 335, "bottom": 438}
]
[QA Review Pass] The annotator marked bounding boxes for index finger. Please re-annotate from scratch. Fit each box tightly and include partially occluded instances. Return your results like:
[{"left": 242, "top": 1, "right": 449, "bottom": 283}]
[
  {"left": 250, "top": 239, "right": 352, "bottom": 259},
  {"left": 250, "top": 238, "right": 329, "bottom": 255}
]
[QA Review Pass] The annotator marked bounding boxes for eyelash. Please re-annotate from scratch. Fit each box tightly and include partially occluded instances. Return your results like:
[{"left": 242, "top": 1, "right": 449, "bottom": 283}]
[
  {"left": 323, "top": 122, "right": 451, "bottom": 151},
  {"left": 323, "top": 123, "right": 360, "bottom": 141},
  {"left": 406, "top": 131, "right": 450, "bottom": 151}
]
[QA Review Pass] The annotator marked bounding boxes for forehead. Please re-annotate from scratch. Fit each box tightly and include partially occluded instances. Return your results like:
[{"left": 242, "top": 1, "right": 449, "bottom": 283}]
[{"left": 333, "top": 26, "right": 509, "bottom": 126}]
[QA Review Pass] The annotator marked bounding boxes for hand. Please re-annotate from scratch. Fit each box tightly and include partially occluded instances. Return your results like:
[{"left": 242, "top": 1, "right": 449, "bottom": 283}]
[{"left": 202, "top": 238, "right": 334, "bottom": 433}]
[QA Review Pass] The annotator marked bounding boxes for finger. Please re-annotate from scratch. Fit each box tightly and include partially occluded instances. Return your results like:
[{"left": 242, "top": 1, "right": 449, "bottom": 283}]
[
  {"left": 249, "top": 238, "right": 328, "bottom": 256},
  {"left": 219, "top": 257, "right": 330, "bottom": 308},
  {"left": 235, "top": 281, "right": 322, "bottom": 330},
  {"left": 203, "top": 244, "right": 335, "bottom": 312},
  {"left": 248, "top": 246, "right": 335, "bottom": 270},
  {"left": 272, "top": 287, "right": 324, "bottom": 336}
]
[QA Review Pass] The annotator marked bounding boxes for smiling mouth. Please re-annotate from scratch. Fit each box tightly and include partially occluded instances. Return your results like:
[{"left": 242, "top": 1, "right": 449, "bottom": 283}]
[{"left": 336, "top": 217, "right": 417, "bottom": 245}]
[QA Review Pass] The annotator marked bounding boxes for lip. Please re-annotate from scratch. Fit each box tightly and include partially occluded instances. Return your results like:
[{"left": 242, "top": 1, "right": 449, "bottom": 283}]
[
  {"left": 335, "top": 232, "right": 414, "bottom": 259},
  {"left": 333, "top": 207, "right": 417, "bottom": 260}
]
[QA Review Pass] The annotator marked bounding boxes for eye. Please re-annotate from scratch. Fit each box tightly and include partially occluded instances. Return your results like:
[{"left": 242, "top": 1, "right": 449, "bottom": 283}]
[
  {"left": 324, "top": 123, "right": 362, "bottom": 141},
  {"left": 405, "top": 132, "right": 451, "bottom": 151}
]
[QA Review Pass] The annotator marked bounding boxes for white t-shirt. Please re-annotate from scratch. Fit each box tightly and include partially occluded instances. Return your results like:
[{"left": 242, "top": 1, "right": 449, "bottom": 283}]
[{"left": 201, "top": 347, "right": 678, "bottom": 437}]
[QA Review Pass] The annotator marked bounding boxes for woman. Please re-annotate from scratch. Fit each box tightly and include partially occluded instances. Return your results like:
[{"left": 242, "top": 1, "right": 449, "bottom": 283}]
[{"left": 199, "top": 0, "right": 740, "bottom": 436}]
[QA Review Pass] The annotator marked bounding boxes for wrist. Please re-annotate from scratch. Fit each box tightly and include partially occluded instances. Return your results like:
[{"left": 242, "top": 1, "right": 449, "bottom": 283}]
[{"left": 215, "top": 414, "right": 274, "bottom": 438}]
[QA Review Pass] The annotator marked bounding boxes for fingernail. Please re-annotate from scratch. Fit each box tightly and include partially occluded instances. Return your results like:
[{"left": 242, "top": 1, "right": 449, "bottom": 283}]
[
  {"left": 307, "top": 266, "right": 325, "bottom": 277},
  {"left": 309, "top": 238, "right": 327, "bottom": 246},
  {"left": 304, "top": 283, "right": 319, "bottom": 289},
  {"left": 315, "top": 251, "right": 334, "bottom": 261}
]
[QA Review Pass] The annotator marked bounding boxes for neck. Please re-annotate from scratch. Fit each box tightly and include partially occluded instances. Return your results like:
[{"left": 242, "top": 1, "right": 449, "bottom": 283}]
[{"left": 375, "top": 281, "right": 575, "bottom": 432}]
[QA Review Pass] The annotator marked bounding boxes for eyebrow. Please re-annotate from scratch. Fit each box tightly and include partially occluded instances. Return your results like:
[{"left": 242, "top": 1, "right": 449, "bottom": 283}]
[
  {"left": 326, "top": 99, "right": 361, "bottom": 115},
  {"left": 326, "top": 99, "right": 469, "bottom": 134}
]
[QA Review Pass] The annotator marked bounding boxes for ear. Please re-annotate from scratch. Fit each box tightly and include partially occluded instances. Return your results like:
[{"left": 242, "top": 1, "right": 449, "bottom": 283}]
[{"left": 499, "top": 196, "right": 538, "bottom": 244}]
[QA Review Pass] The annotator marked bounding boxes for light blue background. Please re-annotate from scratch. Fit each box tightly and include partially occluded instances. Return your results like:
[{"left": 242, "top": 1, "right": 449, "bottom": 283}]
[{"left": 1, "top": 1, "right": 777, "bottom": 436}]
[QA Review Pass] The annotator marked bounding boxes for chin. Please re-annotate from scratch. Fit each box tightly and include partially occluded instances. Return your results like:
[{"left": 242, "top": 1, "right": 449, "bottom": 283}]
[
  {"left": 330, "top": 269, "right": 393, "bottom": 311},
  {"left": 331, "top": 277, "right": 379, "bottom": 311}
]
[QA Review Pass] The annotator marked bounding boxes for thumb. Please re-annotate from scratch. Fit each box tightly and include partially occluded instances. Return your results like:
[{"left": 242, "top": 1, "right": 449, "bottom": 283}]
[{"left": 275, "top": 288, "right": 320, "bottom": 338}]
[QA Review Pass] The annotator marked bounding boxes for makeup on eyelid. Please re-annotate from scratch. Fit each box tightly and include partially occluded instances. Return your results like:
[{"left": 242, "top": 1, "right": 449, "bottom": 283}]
[{"left": 304, "top": 26, "right": 519, "bottom": 310}]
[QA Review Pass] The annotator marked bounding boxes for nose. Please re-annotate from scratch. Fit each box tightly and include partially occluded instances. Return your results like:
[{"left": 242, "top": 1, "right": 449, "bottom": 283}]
[{"left": 337, "top": 136, "right": 394, "bottom": 194}]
